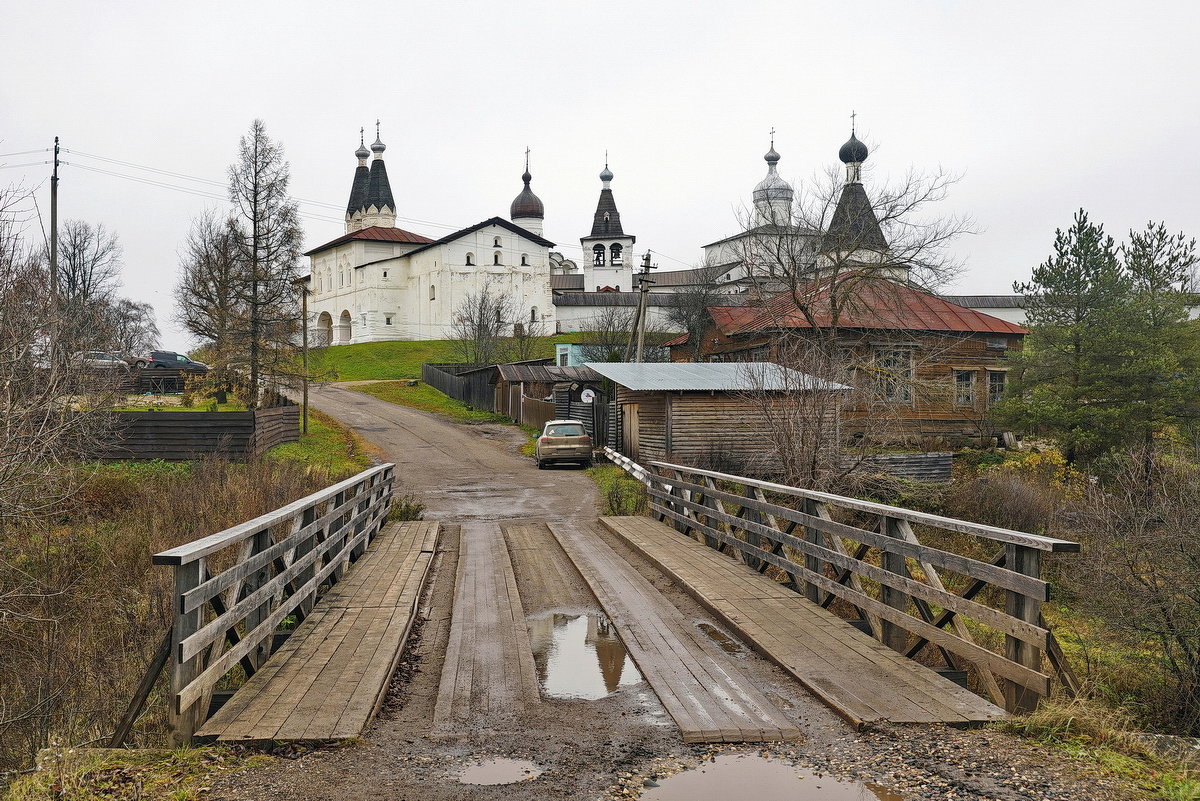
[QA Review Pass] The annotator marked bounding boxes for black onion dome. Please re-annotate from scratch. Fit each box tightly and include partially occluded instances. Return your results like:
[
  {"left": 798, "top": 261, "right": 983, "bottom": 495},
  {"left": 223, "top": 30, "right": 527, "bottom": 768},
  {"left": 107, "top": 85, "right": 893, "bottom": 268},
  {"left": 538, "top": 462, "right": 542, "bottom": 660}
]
[
  {"left": 510, "top": 171, "right": 544, "bottom": 219},
  {"left": 839, "top": 132, "right": 869, "bottom": 164}
]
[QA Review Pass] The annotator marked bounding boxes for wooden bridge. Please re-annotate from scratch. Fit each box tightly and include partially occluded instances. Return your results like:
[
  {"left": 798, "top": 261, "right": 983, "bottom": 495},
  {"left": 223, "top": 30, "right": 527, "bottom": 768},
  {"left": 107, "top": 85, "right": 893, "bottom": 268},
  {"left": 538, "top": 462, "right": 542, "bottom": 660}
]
[{"left": 128, "top": 454, "right": 1080, "bottom": 747}]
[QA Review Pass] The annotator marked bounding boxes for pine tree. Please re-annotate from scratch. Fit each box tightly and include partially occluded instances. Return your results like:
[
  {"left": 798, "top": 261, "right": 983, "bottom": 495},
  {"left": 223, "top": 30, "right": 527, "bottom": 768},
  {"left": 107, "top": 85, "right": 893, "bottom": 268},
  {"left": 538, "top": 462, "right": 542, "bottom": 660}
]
[{"left": 1006, "top": 211, "right": 1199, "bottom": 460}]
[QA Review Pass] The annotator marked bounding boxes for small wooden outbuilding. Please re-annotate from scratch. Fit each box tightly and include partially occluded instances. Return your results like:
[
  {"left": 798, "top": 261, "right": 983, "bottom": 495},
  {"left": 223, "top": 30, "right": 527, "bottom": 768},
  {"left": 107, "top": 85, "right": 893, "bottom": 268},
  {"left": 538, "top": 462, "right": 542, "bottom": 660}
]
[{"left": 586, "top": 362, "right": 848, "bottom": 472}]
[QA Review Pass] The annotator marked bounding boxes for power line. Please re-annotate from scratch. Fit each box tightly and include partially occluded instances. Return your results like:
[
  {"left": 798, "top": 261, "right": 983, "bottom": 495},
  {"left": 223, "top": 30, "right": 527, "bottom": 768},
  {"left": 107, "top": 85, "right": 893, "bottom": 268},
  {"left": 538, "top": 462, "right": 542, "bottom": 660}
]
[
  {"left": 0, "top": 149, "right": 50, "bottom": 159},
  {"left": 0, "top": 161, "right": 51, "bottom": 170},
  {"left": 27, "top": 145, "right": 702, "bottom": 269}
]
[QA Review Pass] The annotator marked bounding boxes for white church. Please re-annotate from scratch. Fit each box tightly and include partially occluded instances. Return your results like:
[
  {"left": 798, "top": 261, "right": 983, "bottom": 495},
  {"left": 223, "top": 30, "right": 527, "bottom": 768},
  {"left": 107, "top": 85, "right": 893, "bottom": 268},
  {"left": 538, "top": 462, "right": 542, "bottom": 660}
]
[{"left": 303, "top": 130, "right": 641, "bottom": 345}]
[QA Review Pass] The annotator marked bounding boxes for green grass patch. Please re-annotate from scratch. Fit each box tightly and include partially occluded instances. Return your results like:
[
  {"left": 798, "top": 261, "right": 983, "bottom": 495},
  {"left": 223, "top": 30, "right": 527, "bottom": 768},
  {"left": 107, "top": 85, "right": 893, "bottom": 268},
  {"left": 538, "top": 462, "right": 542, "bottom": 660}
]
[
  {"left": 265, "top": 408, "right": 374, "bottom": 478},
  {"left": 3, "top": 746, "right": 271, "bottom": 801},
  {"left": 996, "top": 695, "right": 1200, "bottom": 800},
  {"left": 306, "top": 335, "right": 578, "bottom": 382},
  {"left": 586, "top": 464, "right": 647, "bottom": 515},
  {"left": 350, "top": 381, "right": 512, "bottom": 424}
]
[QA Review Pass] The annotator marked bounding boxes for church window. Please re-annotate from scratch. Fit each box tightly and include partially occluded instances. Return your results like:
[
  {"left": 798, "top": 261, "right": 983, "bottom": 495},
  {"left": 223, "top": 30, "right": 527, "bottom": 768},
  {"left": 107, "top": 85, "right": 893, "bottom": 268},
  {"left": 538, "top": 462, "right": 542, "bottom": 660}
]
[
  {"left": 493, "top": 251, "right": 502, "bottom": 265},
  {"left": 494, "top": 236, "right": 502, "bottom": 247},
  {"left": 521, "top": 253, "right": 529, "bottom": 266},
  {"left": 465, "top": 253, "right": 474, "bottom": 266},
  {"left": 593, "top": 244, "right": 606, "bottom": 266},
  {"left": 530, "top": 306, "right": 538, "bottom": 322},
  {"left": 430, "top": 285, "right": 436, "bottom": 301},
  {"left": 382, "top": 270, "right": 388, "bottom": 279},
  {"left": 610, "top": 243, "right": 623, "bottom": 265},
  {"left": 385, "top": 315, "right": 393, "bottom": 326}
]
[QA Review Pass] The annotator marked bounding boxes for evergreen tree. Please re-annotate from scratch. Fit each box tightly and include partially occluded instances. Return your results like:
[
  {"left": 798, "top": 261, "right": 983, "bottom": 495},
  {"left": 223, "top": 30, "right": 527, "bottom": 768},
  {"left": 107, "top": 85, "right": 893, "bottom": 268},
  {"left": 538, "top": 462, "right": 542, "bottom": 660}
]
[{"left": 1006, "top": 211, "right": 1198, "bottom": 460}]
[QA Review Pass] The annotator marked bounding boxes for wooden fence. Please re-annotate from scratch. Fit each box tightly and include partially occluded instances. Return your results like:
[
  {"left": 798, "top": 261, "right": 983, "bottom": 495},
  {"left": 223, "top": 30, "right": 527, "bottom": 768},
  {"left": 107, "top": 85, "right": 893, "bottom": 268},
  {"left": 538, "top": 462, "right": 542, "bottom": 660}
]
[
  {"left": 95, "top": 406, "right": 300, "bottom": 461},
  {"left": 150, "top": 464, "right": 395, "bottom": 743},
  {"left": 606, "top": 449, "right": 1080, "bottom": 713},
  {"left": 421, "top": 363, "right": 495, "bottom": 411}
]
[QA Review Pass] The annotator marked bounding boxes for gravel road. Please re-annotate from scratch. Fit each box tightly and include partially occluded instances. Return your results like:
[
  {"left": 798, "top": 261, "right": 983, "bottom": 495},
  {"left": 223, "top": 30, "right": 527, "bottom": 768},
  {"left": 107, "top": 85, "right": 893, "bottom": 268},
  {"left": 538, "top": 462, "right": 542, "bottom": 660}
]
[{"left": 211, "top": 384, "right": 1143, "bottom": 801}]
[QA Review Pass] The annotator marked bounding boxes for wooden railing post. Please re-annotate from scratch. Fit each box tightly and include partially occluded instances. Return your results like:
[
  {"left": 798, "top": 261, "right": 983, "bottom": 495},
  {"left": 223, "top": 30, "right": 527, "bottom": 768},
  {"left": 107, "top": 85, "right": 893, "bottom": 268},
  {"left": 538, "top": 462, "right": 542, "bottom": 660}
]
[
  {"left": 168, "top": 559, "right": 203, "bottom": 745},
  {"left": 1004, "top": 544, "right": 1043, "bottom": 713},
  {"left": 802, "top": 499, "right": 823, "bottom": 604},
  {"left": 879, "top": 516, "right": 909, "bottom": 653}
]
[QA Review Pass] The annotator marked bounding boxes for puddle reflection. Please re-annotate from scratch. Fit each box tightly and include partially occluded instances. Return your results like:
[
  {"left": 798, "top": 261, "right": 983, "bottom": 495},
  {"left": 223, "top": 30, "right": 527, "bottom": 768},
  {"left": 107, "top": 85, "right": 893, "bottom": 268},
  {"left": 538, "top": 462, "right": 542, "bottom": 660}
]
[
  {"left": 458, "top": 758, "right": 543, "bottom": 785},
  {"left": 642, "top": 754, "right": 903, "bottom": 801},
  {"left": 528, "top": 612, "right": 643, "bottom": 699}
]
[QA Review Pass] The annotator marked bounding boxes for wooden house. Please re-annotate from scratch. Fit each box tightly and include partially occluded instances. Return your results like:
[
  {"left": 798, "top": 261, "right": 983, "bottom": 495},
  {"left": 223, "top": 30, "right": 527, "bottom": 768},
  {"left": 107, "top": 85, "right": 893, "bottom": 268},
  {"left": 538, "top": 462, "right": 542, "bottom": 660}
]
[
  {"left": 586, "top": 361, "right": 848, "bottom": 473},
  {"left": 663, "top": 278, "right": 1027, "bottom": 446}
]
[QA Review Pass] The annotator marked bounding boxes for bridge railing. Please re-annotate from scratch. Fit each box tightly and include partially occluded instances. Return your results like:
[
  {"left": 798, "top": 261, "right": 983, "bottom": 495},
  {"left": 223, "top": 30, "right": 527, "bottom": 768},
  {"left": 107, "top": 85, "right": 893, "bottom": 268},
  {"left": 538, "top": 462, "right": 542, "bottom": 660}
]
[
  {"left": 151, "top": 463, "right": 395, "bottom": 743},
  {"left": 605, "top": 449, "right": 1080, "bottom": 714}
]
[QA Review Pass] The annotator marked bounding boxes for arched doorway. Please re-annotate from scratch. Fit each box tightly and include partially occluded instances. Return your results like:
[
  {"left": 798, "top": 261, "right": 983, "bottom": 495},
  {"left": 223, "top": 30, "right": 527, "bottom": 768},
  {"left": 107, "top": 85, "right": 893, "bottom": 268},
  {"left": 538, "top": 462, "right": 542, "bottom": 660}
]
[
  {"left": 337, "top": 310, "right": 353, "bottom": 344},
  {"left": 316, "top": 312, "right": 333, "bottom": 347}
]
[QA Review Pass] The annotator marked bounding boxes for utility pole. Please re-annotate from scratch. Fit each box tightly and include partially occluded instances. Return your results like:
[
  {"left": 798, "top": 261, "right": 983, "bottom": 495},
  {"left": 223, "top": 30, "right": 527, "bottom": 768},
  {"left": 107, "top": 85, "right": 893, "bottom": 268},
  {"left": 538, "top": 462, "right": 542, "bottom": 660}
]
[
  {"left": 623, "top": 252, "right": 657, "bottom": 362},
  {"left": 49, "top": 136, "right": 60, "bottom": 299},
  {"left": 300, "top": 281, "right": 309, "bottom": 434}
]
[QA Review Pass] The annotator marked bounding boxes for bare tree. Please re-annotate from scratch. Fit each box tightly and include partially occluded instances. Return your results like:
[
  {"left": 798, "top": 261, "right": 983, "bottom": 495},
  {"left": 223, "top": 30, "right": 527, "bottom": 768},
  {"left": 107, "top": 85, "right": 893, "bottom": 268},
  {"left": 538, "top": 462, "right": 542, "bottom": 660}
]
[
  {"left": 104, "top": 298, "right": 159, "bottom": 355},
  {"left": 448, "top": 283, "right": 517, "bottom": 365},
  {"left": 665, "top": 263, "right": 728, "bottom": 362},
  {"left": 577, "top": 304, "right": 670, "bottom": 363},
  {"left": 226, "top": 120, "right": 303, "bottom": 406},
  {"left": 0, "top": 187, "right": 116, "bottom": 522}
]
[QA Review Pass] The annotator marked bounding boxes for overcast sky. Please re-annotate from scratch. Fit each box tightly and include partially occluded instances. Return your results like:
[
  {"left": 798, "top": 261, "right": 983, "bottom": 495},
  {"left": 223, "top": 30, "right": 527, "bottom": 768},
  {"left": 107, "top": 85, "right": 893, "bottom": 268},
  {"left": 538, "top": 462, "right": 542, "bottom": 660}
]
[{"left": 4, "top": 1, "right": 1198, "bottom": 352}]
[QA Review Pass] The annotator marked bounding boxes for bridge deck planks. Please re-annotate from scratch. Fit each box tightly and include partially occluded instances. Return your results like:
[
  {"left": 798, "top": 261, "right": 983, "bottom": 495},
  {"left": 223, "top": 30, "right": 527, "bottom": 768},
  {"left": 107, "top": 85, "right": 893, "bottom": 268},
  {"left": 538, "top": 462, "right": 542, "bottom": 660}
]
[
  {"left": 432, "top": 521, "right": 540, "bottom": 736},
  {"left": 549, "top": 521, "right": 802, "bottom": 743},
  {"left": 600, "top": 516, "right": 1006, "bottom": 727},
  {"left": 197, "top": 520, "right": 439, "bottom": 742}
]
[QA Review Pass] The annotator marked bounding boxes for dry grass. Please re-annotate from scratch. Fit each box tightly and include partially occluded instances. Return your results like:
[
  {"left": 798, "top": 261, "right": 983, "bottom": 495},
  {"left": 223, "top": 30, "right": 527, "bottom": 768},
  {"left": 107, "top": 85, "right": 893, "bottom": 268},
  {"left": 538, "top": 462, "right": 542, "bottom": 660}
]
[{"left": 0, "top": 458, "right": 339, "bottom": 780}]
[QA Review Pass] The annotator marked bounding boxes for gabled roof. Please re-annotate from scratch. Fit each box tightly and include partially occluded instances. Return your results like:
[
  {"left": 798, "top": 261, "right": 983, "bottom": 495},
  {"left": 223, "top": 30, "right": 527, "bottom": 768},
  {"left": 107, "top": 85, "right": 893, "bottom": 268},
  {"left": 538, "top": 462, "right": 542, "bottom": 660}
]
[
  {"left": 715, "top": 279, "right": 1028, "bottom": 337},
  {"left": 304, "top": 225, "right": 435, "bottom": 256},
  {"left": 495, "top": 363, "right": 602, "bottom": 383},
  {"left": 584, "top": 361, "right": 849, "bottom": 392},
  {"left": 403, "top": 217, "right": 555, "bottom": 257},
  {"left": 701, "top": 223, "right": 821, "bottom": 250}
]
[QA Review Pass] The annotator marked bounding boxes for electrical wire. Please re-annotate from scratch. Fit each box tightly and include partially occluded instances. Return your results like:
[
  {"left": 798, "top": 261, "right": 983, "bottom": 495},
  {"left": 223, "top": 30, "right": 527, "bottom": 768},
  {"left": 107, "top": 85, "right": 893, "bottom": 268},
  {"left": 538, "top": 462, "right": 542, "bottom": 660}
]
[
  {"left": 0, "top": 149, "right": 50, "bottom": 159},
  {"left": 22, "top": 145, "right": 700, "bottom": 267}
]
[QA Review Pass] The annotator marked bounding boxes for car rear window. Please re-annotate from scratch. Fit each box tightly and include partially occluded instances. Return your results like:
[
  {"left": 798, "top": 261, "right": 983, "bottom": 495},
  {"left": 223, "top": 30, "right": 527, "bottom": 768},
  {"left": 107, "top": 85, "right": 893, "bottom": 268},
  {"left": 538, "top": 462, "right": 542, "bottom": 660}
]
[{"left": 546, "top": 424, "right": 586, "bottom": 437}]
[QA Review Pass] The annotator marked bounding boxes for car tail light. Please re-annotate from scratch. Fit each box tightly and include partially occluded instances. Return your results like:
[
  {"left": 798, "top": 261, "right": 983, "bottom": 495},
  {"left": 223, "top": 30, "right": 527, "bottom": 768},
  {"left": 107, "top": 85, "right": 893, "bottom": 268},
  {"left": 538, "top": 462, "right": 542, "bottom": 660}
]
[
  {"left": 538, "top": 436, "right": 549, "bottom": 443},
  {"left": 582, "top": 435, "right": 592, "bottom": 445}
]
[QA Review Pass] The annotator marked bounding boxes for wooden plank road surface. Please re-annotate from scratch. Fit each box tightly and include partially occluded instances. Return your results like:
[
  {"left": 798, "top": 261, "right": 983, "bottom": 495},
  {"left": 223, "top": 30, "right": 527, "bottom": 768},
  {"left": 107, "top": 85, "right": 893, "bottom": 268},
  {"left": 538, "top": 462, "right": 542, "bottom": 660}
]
[
  {"left": 550, "top": 521, "right": 803, "bottom": 743},
  {"left": 197, "top": 520, "right": 439, "bottom": 742},
  {"left": 600, "top": 516, "right": 1007, "bottom": 728},
  {"left": 432, "top": 521, "right": 540, "bottom": 736}
]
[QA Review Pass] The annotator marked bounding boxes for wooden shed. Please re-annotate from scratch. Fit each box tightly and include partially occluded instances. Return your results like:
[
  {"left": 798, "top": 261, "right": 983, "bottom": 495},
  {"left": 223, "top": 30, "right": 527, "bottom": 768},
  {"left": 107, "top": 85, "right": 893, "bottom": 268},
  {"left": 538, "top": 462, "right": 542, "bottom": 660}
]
[{"left": 586, "top": 362, "right": 848, "bottom": 473}]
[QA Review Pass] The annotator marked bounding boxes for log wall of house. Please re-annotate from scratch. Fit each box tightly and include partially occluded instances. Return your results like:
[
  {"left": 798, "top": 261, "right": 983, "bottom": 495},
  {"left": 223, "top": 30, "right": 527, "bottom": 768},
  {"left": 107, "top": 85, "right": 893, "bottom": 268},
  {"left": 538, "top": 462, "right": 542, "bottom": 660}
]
[
  {"left": 673, "top": 328, "right": 1021, "bottom": 446},
  {"left": 614, "top": 388, "right": 834, "bottom": 474}
]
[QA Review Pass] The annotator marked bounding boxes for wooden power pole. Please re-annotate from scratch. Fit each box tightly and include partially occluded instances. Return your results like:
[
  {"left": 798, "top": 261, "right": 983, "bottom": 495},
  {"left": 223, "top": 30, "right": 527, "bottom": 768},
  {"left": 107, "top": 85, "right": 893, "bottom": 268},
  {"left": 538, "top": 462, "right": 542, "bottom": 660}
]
[{"left": 49, "top": 136, "right": 60, "bottom": 299}]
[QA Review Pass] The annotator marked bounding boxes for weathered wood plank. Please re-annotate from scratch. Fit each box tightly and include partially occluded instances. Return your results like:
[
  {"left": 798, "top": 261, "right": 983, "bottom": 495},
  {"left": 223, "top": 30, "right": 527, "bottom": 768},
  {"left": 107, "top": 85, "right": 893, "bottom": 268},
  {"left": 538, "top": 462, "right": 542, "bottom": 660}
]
[{"left": 601, "top": 515, "right": 1006, "bottom": 727}]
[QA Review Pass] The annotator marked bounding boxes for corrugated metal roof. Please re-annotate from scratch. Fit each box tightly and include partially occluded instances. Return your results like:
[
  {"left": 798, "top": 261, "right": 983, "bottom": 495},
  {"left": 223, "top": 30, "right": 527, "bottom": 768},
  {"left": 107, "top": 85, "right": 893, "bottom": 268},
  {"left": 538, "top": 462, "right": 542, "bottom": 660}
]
[
  {"left": 584, "top": 361, "right": 849, "bottom": 392},
  {"left": 939, "top": 295, "right": 1026, "bottom": 308},
  {"left": 550, "top": 274, "right": 585, "bottom": 290},
  {"left": 552, "top": 292, "right": 679, "bottom": 306},
  {"left": 495, "top": 364, "right": 602, "bottom": 383},
  {"left": 721, "top": 279, "right": 1028, "bottom": 336}
]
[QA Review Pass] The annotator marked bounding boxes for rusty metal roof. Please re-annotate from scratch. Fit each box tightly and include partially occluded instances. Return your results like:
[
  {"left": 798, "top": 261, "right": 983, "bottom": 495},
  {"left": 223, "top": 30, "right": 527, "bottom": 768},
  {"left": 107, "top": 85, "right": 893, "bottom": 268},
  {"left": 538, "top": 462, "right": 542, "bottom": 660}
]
[
  {"left": 721, "top": 279, "right": 1028, "bottom": 336},
  {"left": 304, "top": 225, "right": 434, "bottom": 256},
  {"left": 584, "top": 361, "right": 848, "bottom": 392}
]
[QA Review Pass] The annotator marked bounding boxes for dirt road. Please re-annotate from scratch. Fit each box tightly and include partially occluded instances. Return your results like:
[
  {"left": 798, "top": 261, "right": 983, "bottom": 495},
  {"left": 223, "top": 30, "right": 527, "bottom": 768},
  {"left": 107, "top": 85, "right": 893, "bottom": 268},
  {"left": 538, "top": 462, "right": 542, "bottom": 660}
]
[{"left": 212, "top": 385, "right": 1140, "bottom": 801}]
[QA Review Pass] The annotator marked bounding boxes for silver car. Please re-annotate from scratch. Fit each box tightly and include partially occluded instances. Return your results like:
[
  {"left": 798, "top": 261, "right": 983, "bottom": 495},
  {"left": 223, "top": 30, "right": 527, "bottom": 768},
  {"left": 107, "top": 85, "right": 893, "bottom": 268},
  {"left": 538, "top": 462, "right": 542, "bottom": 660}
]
[{"left": 536, "top": 420, "right": 594, "bottom": 469}]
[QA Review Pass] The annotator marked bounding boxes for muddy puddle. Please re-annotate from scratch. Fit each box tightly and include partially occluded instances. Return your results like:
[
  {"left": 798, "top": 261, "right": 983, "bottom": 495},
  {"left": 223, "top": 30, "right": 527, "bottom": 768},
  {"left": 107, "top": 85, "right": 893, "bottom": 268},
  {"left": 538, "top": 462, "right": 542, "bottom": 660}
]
[
  {"left": 528, "top": 612, "right": 643, "bottom": 699},
  {"left": 458, "top": 758, "right": 544, "bottom": 785},
  {"left": 696, "top": 622, "right": 746, "bottom": 656},
  {"left": 642, "top": 754, "right": 903, "bottom": 800}
]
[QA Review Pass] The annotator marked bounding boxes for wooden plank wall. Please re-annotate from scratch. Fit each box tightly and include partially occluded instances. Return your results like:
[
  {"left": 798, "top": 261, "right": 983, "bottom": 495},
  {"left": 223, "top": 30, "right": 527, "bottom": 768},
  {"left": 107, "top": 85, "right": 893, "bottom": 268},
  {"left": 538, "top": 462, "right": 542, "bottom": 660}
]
[{"left": 95, "top": 406, "right": 300, "bottom": 461}]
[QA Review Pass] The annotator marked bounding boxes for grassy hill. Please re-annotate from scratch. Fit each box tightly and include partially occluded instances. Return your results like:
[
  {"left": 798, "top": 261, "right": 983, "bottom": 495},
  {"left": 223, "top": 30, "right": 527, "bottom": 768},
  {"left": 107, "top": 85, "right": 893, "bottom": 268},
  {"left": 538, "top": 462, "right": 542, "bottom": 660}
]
[{"left": 307, "top": 336, "right": 575, "bottom": 382}]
